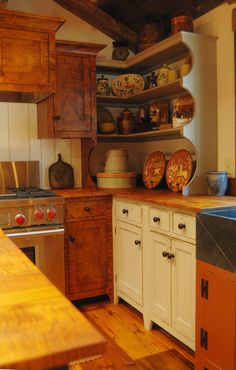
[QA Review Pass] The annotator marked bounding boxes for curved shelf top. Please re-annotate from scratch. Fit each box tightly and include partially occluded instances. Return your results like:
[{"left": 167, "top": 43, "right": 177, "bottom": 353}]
[{"left": 96, "top": 31, "right": 217, "bottom": 74}]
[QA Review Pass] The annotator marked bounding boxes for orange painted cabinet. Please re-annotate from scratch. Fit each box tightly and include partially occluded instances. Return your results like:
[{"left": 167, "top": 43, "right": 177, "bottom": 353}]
[
  {"left": 196, "top": 260, "right": 236, "bottom": 370},
  {"left": 0, "top": 9, "right": 64, "bottom": 100},
  {"left": 64, "top": 196, "right": 113, "bottom": 301},
  {"left": 37, "top": 40, "right": 105, "bottom": 139}
]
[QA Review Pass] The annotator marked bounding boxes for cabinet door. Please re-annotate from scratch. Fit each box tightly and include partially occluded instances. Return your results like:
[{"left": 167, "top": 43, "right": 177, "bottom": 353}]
[
  {"left": 196, "top": 263, "right": 236, "bottom": 370},
  {"left": 53, "top": 53, "right": 96, "bottom": 136},
  {"left": 149, "top": 232, "right": 171, "bottom": 324},
  {"left": 116, "top": 220, "right": 142, "bottom": 305},
  {"left": 171, "top": 239, "right": 195, "bottom": 342},
  {"left": 0, "top": 28, "right": 52, "bottom": 90},
  {"left": 66, "top": 218, "right": 108, "bottom": 298}
]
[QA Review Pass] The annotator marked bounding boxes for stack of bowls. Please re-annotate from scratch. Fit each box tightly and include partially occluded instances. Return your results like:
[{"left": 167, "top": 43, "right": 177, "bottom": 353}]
[{"left": 96, "top": 149, "right": 136, "bottom": 189}]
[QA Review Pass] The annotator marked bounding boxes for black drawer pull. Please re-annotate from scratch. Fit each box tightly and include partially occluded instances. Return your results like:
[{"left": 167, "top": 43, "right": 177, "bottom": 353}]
[
  {"left": 84, "top": 207, "right": 91, "bottom": 212},
  {"left": 122, "top": 208, "right": 128, "bottom": 214},
  {"left": 69, "top": 235, "right": 75, "bottom": 242},
  {"left": 178, "top": 223, "right": 186, "bottom": 230},
  {"left": 134, "top": 240, "right": 141, "bottom": 245},
  {"left": 153, "top": 216, "right": 160, "bottom": 223},
  {"left": 167, "top": 253, "right": 175, "bottom": 259}
]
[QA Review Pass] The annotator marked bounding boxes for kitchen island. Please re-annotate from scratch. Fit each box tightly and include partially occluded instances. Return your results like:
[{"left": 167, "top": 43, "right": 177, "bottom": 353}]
[{"left": 0, "top": 229, "right": 105, "bottom": 370}]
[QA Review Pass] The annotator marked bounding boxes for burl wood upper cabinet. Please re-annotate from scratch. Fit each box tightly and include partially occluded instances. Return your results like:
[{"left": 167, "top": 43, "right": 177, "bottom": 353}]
[
  {"left": 0, "top": 9, "right": 64, "bottom": 102},
  {"left": 37, "top": 40, "right": 105, "bottom": 139}
]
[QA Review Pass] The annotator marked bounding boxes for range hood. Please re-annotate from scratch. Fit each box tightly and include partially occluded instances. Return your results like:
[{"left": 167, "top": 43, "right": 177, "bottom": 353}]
[{"left": 0, "top": 8, "right": 65, "bottom": 103}]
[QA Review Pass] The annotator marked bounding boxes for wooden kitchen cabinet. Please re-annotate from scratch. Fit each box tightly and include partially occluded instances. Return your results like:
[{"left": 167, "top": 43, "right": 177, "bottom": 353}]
[
  {"left": 196, "top": 260, "right": 236, "bottom": 370},
  {"left": 64, "top": 196, "right": 113, "bottom": 301},
  {"left": 37, "top": 40, "right": 105, "bottom": 139},
  {"left": 0, "top": 9, "right": 64, "bottom": 102}
]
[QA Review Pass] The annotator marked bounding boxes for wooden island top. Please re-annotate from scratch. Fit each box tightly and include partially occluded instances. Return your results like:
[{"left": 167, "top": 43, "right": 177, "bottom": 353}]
[
  {"left": 54, "top": 187, "right": 236, "bottom": 213},
  {"left": 0, "top": 230, "right": 105, "bottom": 370}
]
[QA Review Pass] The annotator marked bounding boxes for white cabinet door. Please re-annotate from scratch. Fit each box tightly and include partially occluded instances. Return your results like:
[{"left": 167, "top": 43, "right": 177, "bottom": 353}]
[
  {"left": 116, "top": 220, "right": 143, "bottom": 305},
  {"left": 171, "top": 239, "right": 196, "bottom": 342},
  {"left": 150, "top": 232, "right": 171, "bottom": 324}
]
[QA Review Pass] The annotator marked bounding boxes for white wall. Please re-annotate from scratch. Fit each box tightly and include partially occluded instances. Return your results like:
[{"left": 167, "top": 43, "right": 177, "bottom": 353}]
[{"left": 0, "top": 1, "right": 235, "bottom": 186}]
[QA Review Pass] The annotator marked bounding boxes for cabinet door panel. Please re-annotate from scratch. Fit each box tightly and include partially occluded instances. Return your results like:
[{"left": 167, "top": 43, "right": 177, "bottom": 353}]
[
  {"left": 66, "top": 218, "right": 108, "bottom": 295},
  {"left": 196, "top": 264, "right": 236, "bottom": 370},
  {"left": 116, "top": 220, "right": 142, "bottom": 305},
  {"left": 150, "top": 232, "right": 171, "bottom": 324},
  {"left": 171, "top": 239, "right": 195, "bottom": 341},
  {"left": 54, "top": 54, "right": 94, "bottom": 133},
  {"left": 0, "top": 28, "right": 49, "bottom": 86}
]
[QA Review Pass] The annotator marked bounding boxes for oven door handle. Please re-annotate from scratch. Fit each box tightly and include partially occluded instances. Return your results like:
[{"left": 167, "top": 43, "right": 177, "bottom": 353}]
[{"left": 6, "top": 228, "right": 65, "bottom": 238}]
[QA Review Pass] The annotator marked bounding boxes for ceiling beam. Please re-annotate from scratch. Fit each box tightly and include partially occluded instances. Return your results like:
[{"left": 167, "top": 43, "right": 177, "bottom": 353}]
[
  {"left": 53, "top": 0, "right": 138, "bottom": 51},
  {"left": 225, "top": 0, "right": 236, "bottom": 3}
]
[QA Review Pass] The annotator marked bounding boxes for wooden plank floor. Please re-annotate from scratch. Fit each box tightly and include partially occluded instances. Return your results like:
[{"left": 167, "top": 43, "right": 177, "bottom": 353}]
[{"left": 69, "top": 298, "right": 195, "bottom": 370}]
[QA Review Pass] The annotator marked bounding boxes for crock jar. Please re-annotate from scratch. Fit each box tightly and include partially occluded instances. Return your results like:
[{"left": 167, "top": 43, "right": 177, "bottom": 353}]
[{"left": 96, "top": 75, "right": 110, "bottom": 96}]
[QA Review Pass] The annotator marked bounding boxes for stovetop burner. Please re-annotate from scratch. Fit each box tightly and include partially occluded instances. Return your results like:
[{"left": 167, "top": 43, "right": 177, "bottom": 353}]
[{"left": 8, "top": 187, "right": 57, "bottom": 199}]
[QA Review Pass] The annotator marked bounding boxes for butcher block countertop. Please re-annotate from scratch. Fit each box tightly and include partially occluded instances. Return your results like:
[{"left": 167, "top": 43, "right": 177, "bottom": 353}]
[
  {"left": 0, "top": 230, "right": 105, "bottom": 370},
  {"left": 54, "top": 188, "right": 236, "bottom": 213}
]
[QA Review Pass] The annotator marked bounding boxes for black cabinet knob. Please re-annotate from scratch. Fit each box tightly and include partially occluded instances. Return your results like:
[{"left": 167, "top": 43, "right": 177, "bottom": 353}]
[
  {"left": 178, "top": 223, "right": 186, "bottom": 230},
  {"left": 84, "top": 207, "right": 91, "bottom": 212},
  {"left": 69, "top": 236, "right": 75, "bottom": 242},
  {"left": 122, "top": 208, "right": 128, "bottom": 214},
  {"left": 153, "top": 216, "right": 160, "bottom": 223},
  {"left": 134, "top": 240, "right": 141, "bottom": 245},
  {"left": 162, "top": 251, "right": 168, "bottom": 257},
  {"left": 167, "top": 253, "right": 175, "bottom": 259},
  {"left": 54, "top": 115, "right": 62, "bottom": 121}
]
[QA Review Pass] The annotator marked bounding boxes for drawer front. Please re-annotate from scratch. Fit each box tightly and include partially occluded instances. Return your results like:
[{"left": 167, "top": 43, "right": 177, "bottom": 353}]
[
  {"left": 66, "top": 200, "right": 108, "bottom": 219},
  {"left": 115, "top": 200, "right": 142, "bottom": 224},
  {"left": 172, "top": 212, "right": 196, "bottom": 240},
  {"left": 149, "top": 207, "right": 170, "bottom": 232}
]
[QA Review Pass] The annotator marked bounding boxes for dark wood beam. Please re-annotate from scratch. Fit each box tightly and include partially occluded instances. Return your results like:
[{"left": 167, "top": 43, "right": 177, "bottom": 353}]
[
  {"left": 225, "top": 0, "right": 236, "bottom": 4},
  {"left": 53, "top": 0, "right": 138, "bottom": 51}
]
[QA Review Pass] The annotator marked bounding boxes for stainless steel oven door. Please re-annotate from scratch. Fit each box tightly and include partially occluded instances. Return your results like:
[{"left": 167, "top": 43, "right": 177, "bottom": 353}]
[{"left": 6, "top": 227, "right": 65, "bottom": 294}]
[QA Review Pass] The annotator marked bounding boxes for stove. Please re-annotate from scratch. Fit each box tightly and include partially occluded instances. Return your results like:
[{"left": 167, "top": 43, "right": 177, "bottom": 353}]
[{"left": 0, "top": 161, "right": 65, "bottom": 293}]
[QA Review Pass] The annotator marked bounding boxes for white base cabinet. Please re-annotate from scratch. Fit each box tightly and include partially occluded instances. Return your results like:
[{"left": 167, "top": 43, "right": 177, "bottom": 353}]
[
  {"left": 148, "top": 232, "right": 195, "bottom": 349},
  {"left": 113, "top": 197, "right": 196, "bottom": 350}
]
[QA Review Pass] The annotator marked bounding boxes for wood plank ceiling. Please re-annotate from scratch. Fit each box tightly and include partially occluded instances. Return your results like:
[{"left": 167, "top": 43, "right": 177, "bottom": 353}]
[{"left": 54, "top": 0, "right": 235, "bottom": 52}]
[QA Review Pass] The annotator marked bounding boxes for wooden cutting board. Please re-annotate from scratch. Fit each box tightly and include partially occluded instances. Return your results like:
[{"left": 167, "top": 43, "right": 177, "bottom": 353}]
[{"left": 49, "top": 154, "right": 74, "bottom": 189}]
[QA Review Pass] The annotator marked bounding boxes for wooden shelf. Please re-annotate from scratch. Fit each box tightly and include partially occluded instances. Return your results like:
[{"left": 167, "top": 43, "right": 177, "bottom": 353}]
[
  {"left": 97, "top": 79, "right": 184, "bottom": 105},
  {"left": 96, "top": 32, "right": 189, "bottom": 74},
  {"left": 97, "top": 127, "right": 183, "bottom": 142}
]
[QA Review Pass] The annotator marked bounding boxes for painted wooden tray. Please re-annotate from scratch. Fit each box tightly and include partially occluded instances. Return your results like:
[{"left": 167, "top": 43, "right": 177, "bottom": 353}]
[
  {"left": 112, "top": 74, "right": 145, "bottom": 97},
  {"left": 143, "top": 151, "right": 166, "bottom": 189},
  {"left": 166, "top": 149, "right": 193, "bottom": 192}
]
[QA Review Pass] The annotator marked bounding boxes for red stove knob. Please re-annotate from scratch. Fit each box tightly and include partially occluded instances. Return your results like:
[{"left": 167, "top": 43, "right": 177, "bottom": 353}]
[
  {"left": 47, "top": 207, "right": 56, "bottom": 219},
  {"left": 15, "top": 213, "right": 26, "bottom": 226},
  {"left": 34, "top": 208, "right": 44, "bottom": 220}
]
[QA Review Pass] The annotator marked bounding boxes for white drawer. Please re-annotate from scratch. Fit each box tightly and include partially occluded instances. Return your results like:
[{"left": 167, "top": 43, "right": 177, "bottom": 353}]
[
  {"left": 172, "top": 212, "right": 196, "bottom": 240},
  {"left": 115, "top": 200, "right": 142, "bottom": 224},
  {"left": 149, "top": 207, "right": 170, "bottom": 232}
]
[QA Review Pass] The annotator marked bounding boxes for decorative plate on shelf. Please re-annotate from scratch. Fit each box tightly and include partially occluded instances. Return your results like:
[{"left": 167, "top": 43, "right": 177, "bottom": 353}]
[
  {"left": 143, "top": 151, "right": 166, "bottom": 189},
  {"left": 166, "top": 149, "right": 193, "bottom": 192},
  {"left": 112, "top": 74, "right": 145, "bottom": 97}
]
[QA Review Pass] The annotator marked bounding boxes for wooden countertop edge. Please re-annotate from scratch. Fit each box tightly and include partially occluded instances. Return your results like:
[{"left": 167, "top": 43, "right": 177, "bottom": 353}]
[
  {"left": 0, "top": 230, "right": 106, "bottom": 370},
  {"left": 53, "top": 188, "right": 236, "bottom": 213}
]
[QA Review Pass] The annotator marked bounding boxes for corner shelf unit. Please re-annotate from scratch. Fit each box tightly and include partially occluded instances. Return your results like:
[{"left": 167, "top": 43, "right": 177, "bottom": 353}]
[{"left": 96, "top": 31, "right": 218, "bottom": 195}]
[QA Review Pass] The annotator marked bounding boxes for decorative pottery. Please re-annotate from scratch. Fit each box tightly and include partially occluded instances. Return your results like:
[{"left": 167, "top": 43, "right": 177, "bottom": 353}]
[
  {"left": 206, "top": 171, "right": 228, "bottom": 196},
  {"left": 112, "top": 74, "right": 144, "bottom": 97},
  {"left": 104, "top": 149, "right": 129, "bottom": 173},
  {"left": 96, "top": 75, "right": 110, "bottom": 96},
  {"left": 112, "top": 41, "right": 129, "bottom": 61},
  {"left": 171, "top": 10, "right": 193, "bottom": 34},
  {"left": 143, "top": 151, "right": 166, "bottom": 189},
  {"left": 172, "top": 94, "right": 194, "bottom": 127},
  {"left": 157, "top": 65, "right": 169, "bottom": 86},
  {"left": 137, "top": 20, "right": 166, "bottom": 52},
  {"left": 166, "top": 149, "right": 193, "bottom": 192},
  {"left": 117, "top": 108, "right": 136, "bottom": 134},
  {"left": 98, "top": 122, "right": 117, "bottom": 134}
]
